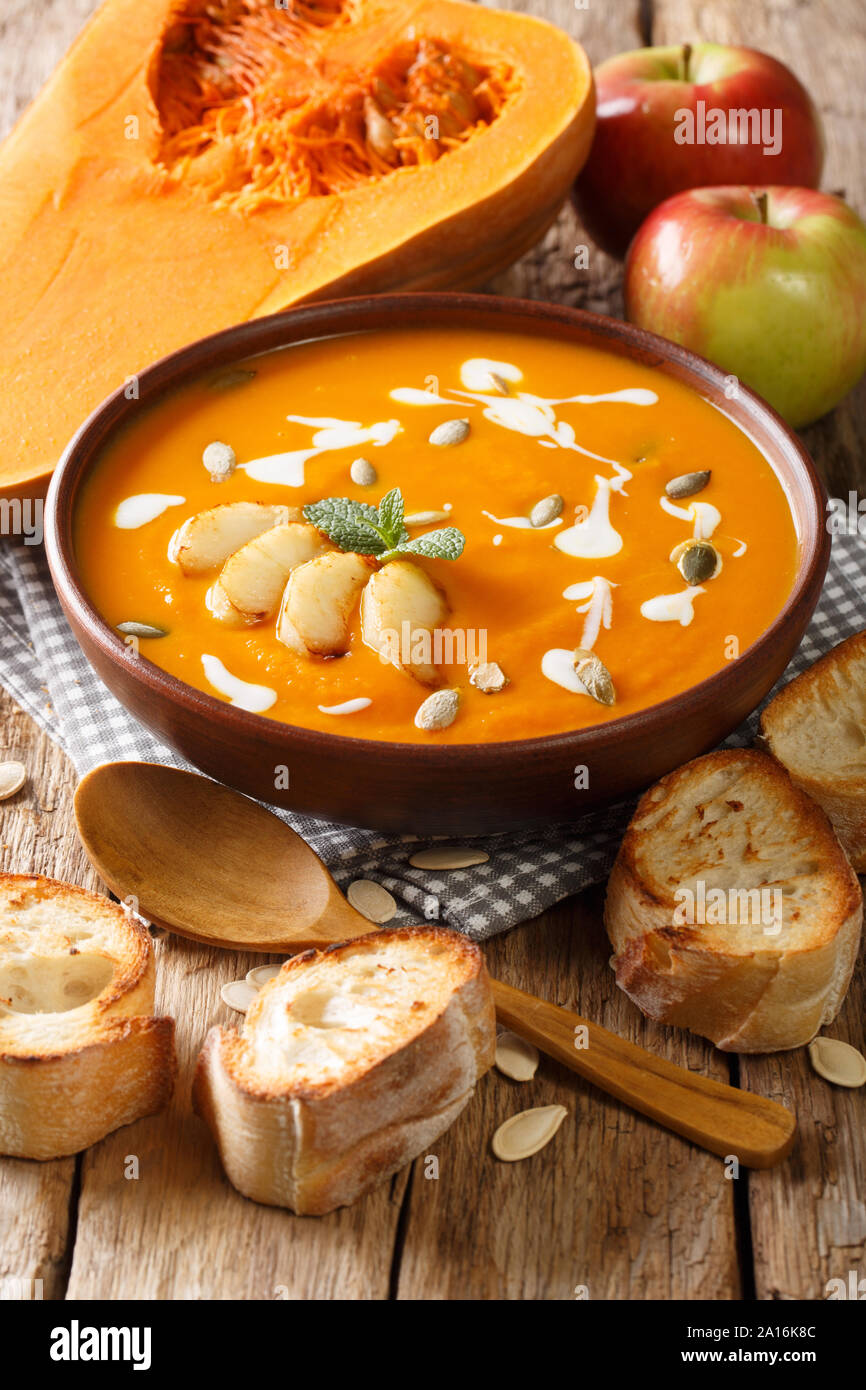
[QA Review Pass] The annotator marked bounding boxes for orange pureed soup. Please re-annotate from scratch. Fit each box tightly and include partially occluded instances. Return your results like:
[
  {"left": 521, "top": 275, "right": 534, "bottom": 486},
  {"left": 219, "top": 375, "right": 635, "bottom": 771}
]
[{"left": 76, "top": 327, "right": 799, "bottom": 744}]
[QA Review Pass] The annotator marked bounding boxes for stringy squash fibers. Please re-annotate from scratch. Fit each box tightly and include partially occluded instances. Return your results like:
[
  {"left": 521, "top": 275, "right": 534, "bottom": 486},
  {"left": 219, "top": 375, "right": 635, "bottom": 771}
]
[{"left": 0, "top": 0, "right": 594, "bottom": 494}]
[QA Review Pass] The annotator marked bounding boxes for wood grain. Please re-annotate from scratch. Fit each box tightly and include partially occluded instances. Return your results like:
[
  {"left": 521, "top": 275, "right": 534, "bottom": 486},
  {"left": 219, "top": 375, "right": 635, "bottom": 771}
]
[
  {"left": 0, "top": 0, "right": 863, "bottom": 1302},
  {"left": 652, "top": 0, "right": 866, "bottom": 1303}
]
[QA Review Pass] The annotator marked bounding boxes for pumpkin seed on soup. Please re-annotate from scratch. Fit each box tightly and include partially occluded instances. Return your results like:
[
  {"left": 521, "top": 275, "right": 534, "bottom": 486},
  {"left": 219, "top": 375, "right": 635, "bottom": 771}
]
[
  {"left": 665, "top": 470, "right": 711, "bottom": 500},
  {"left": 206, "top": 367, "right": 256, "bottom": 392},
  {"left": 676, "top": 540, "right": 721, "bottom": 585},
  {"left": 429, "top": 419, "right": 470, "bottom": 447},
  {"left": 116, "top": 621, "right": 169, "bottom": 639},
  {"left": 573, "top": 649, "right": 615, "bottom": 706},
  {"left": 529, "top": 494, "right": 564, "bottom": 528}
]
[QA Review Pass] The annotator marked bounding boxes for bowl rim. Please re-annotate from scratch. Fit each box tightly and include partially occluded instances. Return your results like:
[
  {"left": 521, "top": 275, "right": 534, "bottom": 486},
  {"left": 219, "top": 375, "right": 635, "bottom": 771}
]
[{"left": 45, "top": 290, "right": 830, "bottom": 767}]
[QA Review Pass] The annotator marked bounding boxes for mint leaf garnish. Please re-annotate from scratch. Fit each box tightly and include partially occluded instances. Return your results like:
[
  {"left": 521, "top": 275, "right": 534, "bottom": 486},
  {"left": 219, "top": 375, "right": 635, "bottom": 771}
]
[
  {"left": 377, "top": 487, "right": 408, "bottom": 548},
  {"left": 303, "top": 496, "right": 384, "bottom": 554},
  {"left": 378, "top": 527, "right": 465, "bottom": 563},
  {"left": 304, "top": 491, "right": 464, "bottom": 564}
]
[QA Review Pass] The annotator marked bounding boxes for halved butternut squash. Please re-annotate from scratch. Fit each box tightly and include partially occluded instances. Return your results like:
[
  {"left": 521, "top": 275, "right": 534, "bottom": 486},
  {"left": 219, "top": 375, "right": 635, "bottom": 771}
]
[{"left": 0, "top": 0, "right": 593, "bottom": 494}]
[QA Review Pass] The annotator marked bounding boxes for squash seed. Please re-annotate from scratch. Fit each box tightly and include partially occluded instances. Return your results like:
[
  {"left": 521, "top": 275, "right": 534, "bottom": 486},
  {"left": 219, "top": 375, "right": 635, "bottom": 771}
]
[
  {"left": 429, "top": 419, "right": 470, "bottom": 447},
  {"left": 665, "top": 470, "right": 711, "bottom": 500},
  {"left": 495, "top": 1030, "right": 539, "bottom": 1082},
  {"left": 414, "top": 688, "right": 460, "bottom": 731},
  {"left": 363, "top": 95, "right": 399, "bottom": 164},
  {"left": 409, "top": 847, "right": 490, "bottom": 870},
  {"left": 676, "top": 539, "right": 721, "bottom": 585},
  {"left": 808, "top": 1036, "right": 866, "bottom": 1087},
  {"left": 488, "top": 371, "right": 510, "bottom": 395},
  {"left": 245, "top": 964, "right": 282, "bottom": 988},
  {"left": 573, "top": 649, "right": 616, "bottom": 706},
  {"left": 492, "top": 1105, "right": 567, "bottom": 1161},
  {"left": 206, "top": 366, "right": 256, "bottom": 392},
  {"left": 404, "top": 509, "right": 449, "bottom": 526},
  {"left": 202, "top": 440, "right": 236, "bottom": 482},
  {"left": 347, "top": 879, "right": 397, "bottom": 924},
  {"left": 350, "top": 457, "right": 377, "bottom": 486},
  {"left": 470, "top": 661, "right": 509, "bottom": 693},
  {"left": 116, "top": 621, "right": 169, "bottom": 639},
  {"left": 530, "top": 493, "right": 564, "bottom": 528},
  {"left": 221, "top": 979, "right": 259, "bottom": 1014},
  {"left": 0, "top": 761, "right": 26, "bottom": 800}
]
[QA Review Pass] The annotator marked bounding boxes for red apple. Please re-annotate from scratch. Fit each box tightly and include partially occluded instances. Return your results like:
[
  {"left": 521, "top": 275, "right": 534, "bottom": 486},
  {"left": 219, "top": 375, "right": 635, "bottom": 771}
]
[
  {"left": 624, "top": 186, "right": 866, "bottom": 428},
  {"left": 573, "top": 43, "right": 824, "bottom": 257}
]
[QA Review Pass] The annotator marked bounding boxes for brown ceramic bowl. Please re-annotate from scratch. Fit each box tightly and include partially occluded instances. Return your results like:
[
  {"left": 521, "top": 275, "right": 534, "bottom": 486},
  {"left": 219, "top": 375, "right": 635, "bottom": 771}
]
[{"left": 45, "top": 293, "right": 829, "bottom": 835}]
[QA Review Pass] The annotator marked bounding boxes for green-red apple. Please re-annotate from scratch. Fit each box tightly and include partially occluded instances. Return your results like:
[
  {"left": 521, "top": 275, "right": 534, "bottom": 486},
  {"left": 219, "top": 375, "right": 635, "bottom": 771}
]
[
  {"left": 573, "top": 43, "right": 823, "bottom": 257},
  {"left": 624, "top": 186, "right": 866, "bottom": 428}
]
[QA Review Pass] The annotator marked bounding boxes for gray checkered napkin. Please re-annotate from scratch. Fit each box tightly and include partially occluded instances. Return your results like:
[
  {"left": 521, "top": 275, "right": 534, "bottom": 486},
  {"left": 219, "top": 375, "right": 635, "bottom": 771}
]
[{"left": 0, "top": 535, "right": 862, "bottom": 939}]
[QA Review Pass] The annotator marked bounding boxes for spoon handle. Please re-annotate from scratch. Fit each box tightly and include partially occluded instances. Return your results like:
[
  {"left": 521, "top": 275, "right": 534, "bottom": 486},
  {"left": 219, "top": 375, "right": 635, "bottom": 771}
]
[{"left": 490, "top": 979, "right": 795, "bottom": 1169}]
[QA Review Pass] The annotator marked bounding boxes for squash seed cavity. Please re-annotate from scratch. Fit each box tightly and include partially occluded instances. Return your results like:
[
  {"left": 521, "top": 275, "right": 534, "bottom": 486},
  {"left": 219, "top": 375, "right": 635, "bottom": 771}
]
[
  {"left": 347, "top": 879, "right": 397, "bottom": 924},
  {"left": 492, "top": 1105, "right": 567, "bottom": 1161},
  {"left": 573, "top": 649, "right": 615, "bottom": 706},
  {"left": 808, "top": 1036, "right": 866, "bottom": 1087},
  {"left": 495, "top": 1031, "right": 539, "bottom": 1082}
]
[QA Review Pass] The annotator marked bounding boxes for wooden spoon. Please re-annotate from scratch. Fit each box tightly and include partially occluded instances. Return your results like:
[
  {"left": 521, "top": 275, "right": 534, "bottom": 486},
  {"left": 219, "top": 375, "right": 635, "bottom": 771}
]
[{"left": 74, "top": 761, "right": 795, "bottom": 1168}]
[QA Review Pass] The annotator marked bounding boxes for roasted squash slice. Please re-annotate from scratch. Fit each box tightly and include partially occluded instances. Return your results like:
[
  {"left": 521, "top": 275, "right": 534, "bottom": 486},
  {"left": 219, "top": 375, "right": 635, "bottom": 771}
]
[{"left": 0, "top": 0, "right": 593, "bottom": 494}]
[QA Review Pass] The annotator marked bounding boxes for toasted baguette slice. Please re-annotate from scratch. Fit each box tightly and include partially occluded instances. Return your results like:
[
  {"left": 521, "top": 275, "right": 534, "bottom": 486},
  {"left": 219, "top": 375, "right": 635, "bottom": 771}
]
[
  {"left": 0, "top": 875, "right": 176, "bottom": 1159},
  {"left": 761, "top": 629, "right": 866, "bottom": 870},
  {"left": 605, "top": 750, "right": 862, "bottom": 1053},
  {"left": 194, "top": 926, "right": 495, "bottom": 1215}
]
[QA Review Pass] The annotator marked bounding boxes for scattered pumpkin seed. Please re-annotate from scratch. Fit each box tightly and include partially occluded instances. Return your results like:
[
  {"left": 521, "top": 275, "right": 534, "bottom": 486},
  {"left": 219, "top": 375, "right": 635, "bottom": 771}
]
[
  {"left": 404, "top": 509, "right": 450, "bottom": 526},
  {"left": 495, "top": 1031, "right": 540, "bottom": 1082},
  {"left": 207, "top": 366, "right": 256, "bottom": 392},
  {"left": 808, "top": 1036, "right": 866, "bottom": 1087},
  {"left": 488, "top": 371, "right": 510, "bottom": 395},
  {"left": 202, "top": 440, "right": 236, "bottom": 482},
  {"left": 414, "top": 688, "right": 460, "bottom": 731},
  {"left": 350, "top": 457, "right": 378, "bottom": 486},
  {"left": 573, "top": 649, "right": 616, "bottom": 706},
  {"left": 116, "top": 621, "right": 169, "bottom": 639},
  {"left": 363, "top": 95, "right": 399, "bottom": 164},
  {"left": 529, "top": 493, "right": 564, "bottom": 528},
  {"left": 470, "top": 661, "right": 509, "bottom": 693},
  {"left": 676, "top": 539, "right": 721, "bottom": 585},
  {"left": 665, "top": 470, "right": 711, "bottom": 500},
  {"left": 245, "top": 964, "right": 282, "bottom": 988},
  {"left": 429, "top": 419, "right": 470, "bottom": 447},
  {"left": 409, "top": 847, "right": 490, "bottom": 870},
  {"left": 347, "top": 879, "right": 397, "bottom": 924},
  {"left": 0, "top": 761, "right": 27, "bottom": 800},
  {"left": 221, "top": 979, "right": 259, "bottom": 1013},
  {"left": 492, "top": 1105, "right": 567, "bottom": 1161}
]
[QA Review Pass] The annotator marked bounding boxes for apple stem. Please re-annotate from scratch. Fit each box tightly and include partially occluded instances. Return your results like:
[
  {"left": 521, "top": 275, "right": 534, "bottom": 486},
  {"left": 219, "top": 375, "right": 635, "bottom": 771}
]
[
  {"left": 681, "top": 43, "right": 692, "bottom": 81},
  {"left": 753, "top": 190, "right": 769, "bottom": 225}
]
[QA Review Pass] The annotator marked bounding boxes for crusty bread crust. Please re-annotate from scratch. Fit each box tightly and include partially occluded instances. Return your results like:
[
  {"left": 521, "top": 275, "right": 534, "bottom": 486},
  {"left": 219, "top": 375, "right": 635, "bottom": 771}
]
[
  {"left": 761, "top": 627, "right": 866, "bottom": 870},
  {"left": 193, "top": 926, "right": 495, "bottom": 1214},
  {"left": 0, "top": 874, "right": 176, "bottom": 1158},
  {"left": 605, "top": 751, "right": 862, "bottom": 1053}
]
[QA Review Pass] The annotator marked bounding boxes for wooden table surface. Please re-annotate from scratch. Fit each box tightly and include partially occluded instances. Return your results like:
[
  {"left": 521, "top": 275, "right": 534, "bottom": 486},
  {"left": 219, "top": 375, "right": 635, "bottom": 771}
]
[{"left": 1, "top": 0, "right": 865, "bottom": 1302}]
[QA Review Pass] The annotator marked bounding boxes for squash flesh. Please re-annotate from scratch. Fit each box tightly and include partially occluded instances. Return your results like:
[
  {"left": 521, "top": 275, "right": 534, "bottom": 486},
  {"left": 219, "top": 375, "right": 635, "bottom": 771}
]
[{"left": 0, "top": 0, "right": 594, "bottom": 493}]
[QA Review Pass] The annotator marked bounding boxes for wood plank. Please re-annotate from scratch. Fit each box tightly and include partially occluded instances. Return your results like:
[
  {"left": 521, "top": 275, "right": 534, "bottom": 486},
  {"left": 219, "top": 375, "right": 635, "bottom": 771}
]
[
  {"left": 0, "top": 691, "right": 97, "bottom": 1299},
  {"left": 396, "top": 0, "right": 741, "bottom": 1301},
  {"left": 652, "top": 0, "right": 866, "bottom": 1299}
]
